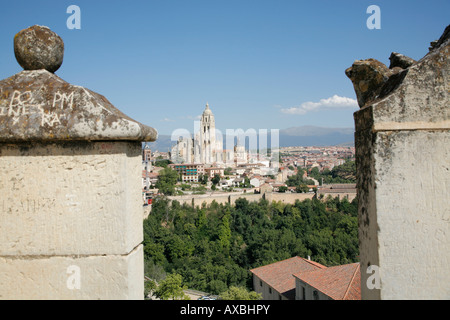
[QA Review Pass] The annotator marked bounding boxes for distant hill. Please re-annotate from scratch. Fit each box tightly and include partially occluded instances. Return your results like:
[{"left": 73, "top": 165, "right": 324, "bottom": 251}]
[
  {"left": 279, "top": 126, "right": 354, "bottom": 147},
  {"left": 146, "top": 126, "right": 355, "bottom": 151},
  {"left": 145, "top": 134, "right": 174, "bottom": 152}
]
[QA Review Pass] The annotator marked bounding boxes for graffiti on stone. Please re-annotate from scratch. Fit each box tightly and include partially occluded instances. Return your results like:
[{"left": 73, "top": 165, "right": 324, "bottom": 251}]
[{"left": 0, "top": 90, "right": 75, "bottom": 127}]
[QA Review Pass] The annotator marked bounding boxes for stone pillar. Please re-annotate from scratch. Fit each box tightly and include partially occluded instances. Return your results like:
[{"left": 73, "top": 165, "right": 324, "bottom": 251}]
[
  {"left": 0, "top": 26, "right": 157, "bottom": 299},
  {"left": 347, "top": 26, "right": 449, "bottom": 299}
]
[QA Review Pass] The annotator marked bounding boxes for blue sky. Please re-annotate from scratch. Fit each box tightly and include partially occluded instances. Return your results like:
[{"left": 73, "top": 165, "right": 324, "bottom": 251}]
[{"left": 1, "top": 0, "right": 448, "bottom": 135}]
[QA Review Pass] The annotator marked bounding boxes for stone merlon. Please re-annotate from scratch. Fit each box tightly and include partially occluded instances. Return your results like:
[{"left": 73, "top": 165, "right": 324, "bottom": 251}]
[
  {"left": 0, "top": 25, "right": 157, "bottom": 143},
  {"left": 348, "top": 25, "right": 449, "bottom": 300},
  {"left": 346, "top": 25, "right": 449, "bottom": 129}
]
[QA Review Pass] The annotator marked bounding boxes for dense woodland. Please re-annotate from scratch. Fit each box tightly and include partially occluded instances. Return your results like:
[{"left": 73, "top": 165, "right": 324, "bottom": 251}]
[
  {"left": 143, "top": 195, "right": 359, "bottom": 296},
  {"left": 309, "top": 160, "right": 356, "bottom": 184}
]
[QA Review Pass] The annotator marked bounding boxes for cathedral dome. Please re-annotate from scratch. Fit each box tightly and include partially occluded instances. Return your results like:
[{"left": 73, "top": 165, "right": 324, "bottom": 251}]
[{"left": 203, "top": 102, "right": 213, "bottom": 115}]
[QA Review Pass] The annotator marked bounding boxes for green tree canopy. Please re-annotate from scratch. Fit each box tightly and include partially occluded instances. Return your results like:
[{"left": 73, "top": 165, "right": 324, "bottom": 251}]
[
  {"left": 155, "top": 167, "right": 178, "bottom": 195},
  {"left": 154, "top": 273, "right": 189, "bottom": 300},
  {"left": 309, "top": 160, "right": 356, "bottom": 184},
  {"left": 212, "top": 174, "right": 221, "bottom": 185},
  {"left": 143, "top": 195, "right": 359, "bottom": 295},
  {"left": 219, "top": 286, "right": 262, "bottom": 300}
]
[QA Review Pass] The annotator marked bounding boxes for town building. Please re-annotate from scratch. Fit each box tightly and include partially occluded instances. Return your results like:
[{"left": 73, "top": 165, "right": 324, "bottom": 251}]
[
  {"left": 143, "top": 143, "right": 152, "bottom": 162},
  {"left": 169, "top": 163, "right": 205, "bottom": 183},
  {"left": 280, "top": 146, "right": 355, "bottom": 173},
  {"left": 233, "top": 138, "right": 247, "bottom": 165},
  {"left": 250, "top": 256, "right": 326, "bottom": 300},
  {"left": 317, "top": 184, "right": 357, "bottom": 202},
  {"left": 204, "top": 166, "right": 224, "bottom": 179},
  {"left": 294, "top": 262, "right": 360, "bottom": 300},
  {"left": 250, "top": 256, "right": 361, "bottom": 300}
]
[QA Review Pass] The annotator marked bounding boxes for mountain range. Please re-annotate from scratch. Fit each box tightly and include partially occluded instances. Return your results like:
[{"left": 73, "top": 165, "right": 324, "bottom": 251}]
[{"left": 145, "top": 126, "right": 355, "bottom": 151}]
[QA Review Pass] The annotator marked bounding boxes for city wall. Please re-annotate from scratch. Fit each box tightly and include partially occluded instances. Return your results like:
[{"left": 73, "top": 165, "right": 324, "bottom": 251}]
[
  {"left": 318, "top": 191, "right": 357, "bottom": 202},
  {"left": 264, "top": 192, "right": 315, "bottom": 204},
  {"left": 168, "top": 192, "right": 315, "bottom": 207}
]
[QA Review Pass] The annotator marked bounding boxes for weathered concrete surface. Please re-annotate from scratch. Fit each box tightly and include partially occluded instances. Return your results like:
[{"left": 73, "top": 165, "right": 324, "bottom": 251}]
[
  {"left": 373, "top": 131, "right": 449, "bottom": 299},
  {"left": 0, "top": 245, "right": 144, "bottom": 300},
  {"left": 0, "top": 141, "right": 143, "bottom": 256},
  {"left": 350, "top": 26, "right": 449, "bottom": 299}
]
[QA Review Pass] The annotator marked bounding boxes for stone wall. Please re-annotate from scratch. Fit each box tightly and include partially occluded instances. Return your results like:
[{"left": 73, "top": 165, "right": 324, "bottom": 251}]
[
  {"left": 264, "top": 192, "right": 315, "bottom": 204},
  {"left": 0, "top": 142, "right": 142, "bottom": 256},
  {"left": 229, "top": 193, "right": 264, "bottom": 205},
  {"left": 318, "top": 191, "right": 357, "bottom": 202},
  {"left": 168, "top": 191, "right": 315, "bottom": 207},
  {"left": 348, "top": 26, "right": 449, "bottom": 299},
  {"left": 0, "top": 26, "right": 156, "bottom": 300}
]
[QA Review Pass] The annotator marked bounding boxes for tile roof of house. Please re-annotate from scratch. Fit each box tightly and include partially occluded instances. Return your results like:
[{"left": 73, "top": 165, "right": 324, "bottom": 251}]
[
  {"left": 293, "top": 262, "right": 361, "bottom": 300},
  {"left": 250, "top": 257, "right": 327, "bottom": 299},
  {"left": 147, "top": 172, "right": 160, "bottom": 178}
]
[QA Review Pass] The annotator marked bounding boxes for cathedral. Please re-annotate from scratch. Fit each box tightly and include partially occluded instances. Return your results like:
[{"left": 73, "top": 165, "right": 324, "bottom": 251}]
[{"left": 171, "top": 103, "right": 223, "bottom": 165}]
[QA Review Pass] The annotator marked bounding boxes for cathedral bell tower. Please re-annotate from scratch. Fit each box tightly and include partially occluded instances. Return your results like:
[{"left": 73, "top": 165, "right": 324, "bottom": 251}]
[{"left": 199, "top": 102, "right": 216, "bottom": 164}]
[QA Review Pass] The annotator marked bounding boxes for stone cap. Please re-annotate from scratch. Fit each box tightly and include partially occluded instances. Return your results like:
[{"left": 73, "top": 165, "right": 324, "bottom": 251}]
[
  {"left": 0, "top": 25, "right": 157, "bottom": 142},
  {"left": 348, "top": 25, "right": 449, "bottom": 132},
  {"left": 0, "top": 70, "right": 157, "bottom": 142}
]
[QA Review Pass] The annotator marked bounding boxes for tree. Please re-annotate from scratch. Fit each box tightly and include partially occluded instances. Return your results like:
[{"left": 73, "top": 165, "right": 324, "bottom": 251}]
[
  {"left": 308, "top": 161, "right": 356, "bottom": 184},
  {"left": 155, "top": 167, "right": 178, "bottom": 195},
  {"left": 331, "top": 160, "right": 356, "bottom": 181},
  {"left": 153, "top": 159, "right": 172, "bottom": 168},
  {"left": 154, "top": 273, "right": 189, "bottom": 300},
  {"left": 144, "top": 258, "right": 166, "bottom": 282},
  {"left": 296, "top": 184, "right": 309, "bottom": 193},
  {"left": 198, "top": 174, "right": 208, "bottom": 185},
  {"left": 144, "top": 241, "right": 166, "bottom": 265},
  {"left": 144, "top": 196, "right": 359, "bottom": 295},
  {"left": 212, "top": 174, "right": 221, "bottom": 185},
  {"left": 219, "top": 286, "right": 262, "bottom": 300},
  {"left": 242, "top": 177, "right": 251, "bottom": 188},
  {"left": 196, "top": 209, "right": 208, "bottom": 239},
  {"left": 286, "top": 168, "right": 314, "bottom": 187},
  {"left": 218, "top": 212, "right": 231, "bottom": 254},
  {"left": 166, "top": 234, "right": 194, "bottom": 262},
  {"left": 144, "top": 279, "right": 157, "bottom": 300}
]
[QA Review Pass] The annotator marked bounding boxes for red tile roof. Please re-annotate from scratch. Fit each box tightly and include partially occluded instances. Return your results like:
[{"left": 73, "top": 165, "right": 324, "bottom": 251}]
[
  {"left": 293, "top": 262, "right": 361, "bottom": 300},
  {"left": 250, "top": 257, "right": 326, "bottom": 299}
]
